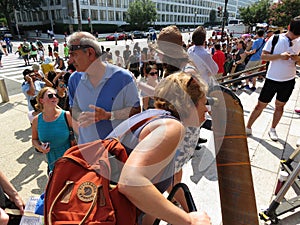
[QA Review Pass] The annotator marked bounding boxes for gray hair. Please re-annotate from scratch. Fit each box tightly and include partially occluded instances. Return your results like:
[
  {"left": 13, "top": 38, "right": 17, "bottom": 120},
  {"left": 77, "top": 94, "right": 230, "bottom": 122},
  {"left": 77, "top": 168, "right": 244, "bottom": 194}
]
[{"left": 67, "top": 32, "right": 102, "bottom": 57}]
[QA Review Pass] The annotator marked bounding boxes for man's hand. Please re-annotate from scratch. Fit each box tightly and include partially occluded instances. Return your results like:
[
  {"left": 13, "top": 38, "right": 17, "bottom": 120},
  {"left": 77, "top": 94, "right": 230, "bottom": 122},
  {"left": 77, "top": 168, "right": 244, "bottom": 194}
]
[
  {"left": 280, "top": 52, "right": 292, "bottom": 60},
  {"left": 290, "top": 54, "right": 300, "bottom": 62},
  {"left": 78, "top": 105, "right": 110, "bottom": 127}
]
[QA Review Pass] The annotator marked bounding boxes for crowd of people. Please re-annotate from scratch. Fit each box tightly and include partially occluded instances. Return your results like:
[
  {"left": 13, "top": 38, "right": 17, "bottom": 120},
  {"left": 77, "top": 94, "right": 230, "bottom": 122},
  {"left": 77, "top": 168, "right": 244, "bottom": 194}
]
[{"left": 1, "top": 16, "right": 300, "bottom": 225}]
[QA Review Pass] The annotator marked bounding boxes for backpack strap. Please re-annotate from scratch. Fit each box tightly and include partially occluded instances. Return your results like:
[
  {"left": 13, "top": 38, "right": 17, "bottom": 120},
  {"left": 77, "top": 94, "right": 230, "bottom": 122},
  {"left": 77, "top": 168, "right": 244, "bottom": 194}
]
[
  {"left": 265, "top": 34, "right": 279, "bottom": 71},
  {"left": 270, "top": 34, "right": 279, "bottom": 54},
  {"left": 106, "top": 109, "right": 171, "bottom": 140}
]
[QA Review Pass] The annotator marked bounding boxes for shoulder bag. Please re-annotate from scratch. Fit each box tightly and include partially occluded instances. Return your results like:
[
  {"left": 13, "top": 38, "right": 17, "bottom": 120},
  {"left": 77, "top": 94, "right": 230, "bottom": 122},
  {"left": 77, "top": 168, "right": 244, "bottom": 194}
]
[{"left": 63, "top": 112, "right": 77, "bottom": 147}]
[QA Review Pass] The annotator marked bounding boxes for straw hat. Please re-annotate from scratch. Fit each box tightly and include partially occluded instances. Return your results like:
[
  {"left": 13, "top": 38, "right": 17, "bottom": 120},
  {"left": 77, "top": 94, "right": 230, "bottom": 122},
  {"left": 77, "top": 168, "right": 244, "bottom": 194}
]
[{"left": 155, "top": 26, "right": 188, "bottom": 59}]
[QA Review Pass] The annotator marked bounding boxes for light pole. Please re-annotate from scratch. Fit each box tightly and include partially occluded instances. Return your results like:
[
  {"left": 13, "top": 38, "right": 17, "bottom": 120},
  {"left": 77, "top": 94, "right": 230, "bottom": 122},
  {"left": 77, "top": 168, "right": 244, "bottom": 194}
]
[
  {"left": 194, "top": 11, "right": 197, "bottom": 29},
  {"left": 221, "top": 0, "right": 229, "bottom": 38},
  {"left": 48, "top": 0, "right": 54, "bottom": 33}
]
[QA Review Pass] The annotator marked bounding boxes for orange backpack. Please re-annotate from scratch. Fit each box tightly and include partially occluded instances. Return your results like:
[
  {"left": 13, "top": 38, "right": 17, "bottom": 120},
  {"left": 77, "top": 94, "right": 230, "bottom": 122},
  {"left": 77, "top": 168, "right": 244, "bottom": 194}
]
[{"left": 44, "top": 139, "right": 137, "bottom": 225}]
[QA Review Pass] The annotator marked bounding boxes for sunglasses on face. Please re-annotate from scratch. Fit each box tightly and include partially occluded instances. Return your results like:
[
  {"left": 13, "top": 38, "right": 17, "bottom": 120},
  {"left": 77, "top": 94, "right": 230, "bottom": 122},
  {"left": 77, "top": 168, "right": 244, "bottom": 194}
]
[
  {"left": 149, "top": 71, "right": 158, "bottom": 76},
  {"left": 58, "top": 83, "right": 67, "bottom": 88},
  {"left": 68, "top": 45, "right": 93, "bottom": 51},
  {"left": 47, "top": 93, "right": 59, "bottom": 99}
]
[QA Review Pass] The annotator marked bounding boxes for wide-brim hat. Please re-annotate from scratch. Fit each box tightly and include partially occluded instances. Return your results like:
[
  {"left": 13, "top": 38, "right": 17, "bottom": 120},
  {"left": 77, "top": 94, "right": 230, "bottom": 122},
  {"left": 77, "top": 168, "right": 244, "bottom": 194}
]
[{"left": 154, "top": 26, "right": 188, "bottom": 59}]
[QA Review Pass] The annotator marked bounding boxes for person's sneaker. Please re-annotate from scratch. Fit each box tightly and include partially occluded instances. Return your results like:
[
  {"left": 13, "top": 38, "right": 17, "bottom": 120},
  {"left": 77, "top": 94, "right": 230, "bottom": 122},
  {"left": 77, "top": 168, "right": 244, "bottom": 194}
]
[
  {"left": 244, "top": 85, "right": 250, "bottom": 90},
  {"left": 268, "top": 129, "right": 278, "bottom": 141},
  {"left": 295, "top": 108, "right": 300, "bottom": 113},
  {"left": 245, "top": 127, "right": 252, "bottom": 136},
  {"left": 250, "top": 87, "right": 256, "bottom": 92}
]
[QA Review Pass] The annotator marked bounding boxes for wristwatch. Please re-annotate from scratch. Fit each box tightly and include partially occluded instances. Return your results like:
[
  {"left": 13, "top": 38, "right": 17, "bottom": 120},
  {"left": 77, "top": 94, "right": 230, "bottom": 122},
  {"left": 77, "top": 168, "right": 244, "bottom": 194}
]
[{"left": 110, "top": 111, "right": 115, "bottom": 120}]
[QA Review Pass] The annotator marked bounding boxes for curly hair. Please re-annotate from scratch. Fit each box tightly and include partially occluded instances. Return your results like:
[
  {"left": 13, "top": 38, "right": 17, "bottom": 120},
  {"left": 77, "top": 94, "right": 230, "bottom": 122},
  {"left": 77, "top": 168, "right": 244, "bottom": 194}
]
[{"left": 154, "top": 71, "right": 207, "bottom": 119}]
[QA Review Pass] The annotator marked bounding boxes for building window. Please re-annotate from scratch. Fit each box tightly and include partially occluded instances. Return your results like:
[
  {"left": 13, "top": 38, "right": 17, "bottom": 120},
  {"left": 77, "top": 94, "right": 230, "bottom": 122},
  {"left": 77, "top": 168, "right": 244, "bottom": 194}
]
[
  {"left": 80, "top": 0, "right": 88, "bottom": 5},
  {"left": 81, "top": 9, "right": 89, "bottom": 20},
  {"left": 99, "top": 0, "right": 106, "bottom": 6},
  {"left": 91, "top": 9, "right": 98, "bottom": 20},
  {"left": 100, "top": 10, "right": 106, "bottom": 20},
  {"left": 116, "top": 11, "right": 122, "bottom": 21},
  {"left": 107, "top": 0, "right": 113, "bottom": 7},
  {"left": 108, "top": 10, "right": 114, "bottom": 21},
  {"left": 55, "top": 0, "right": 61, "bottom": 5},
  {"left": 115, "top": 0, "right": 121, "bottom": 7},
  {"left": 90, "top": 0, "right": 97, "bottom": 5}
]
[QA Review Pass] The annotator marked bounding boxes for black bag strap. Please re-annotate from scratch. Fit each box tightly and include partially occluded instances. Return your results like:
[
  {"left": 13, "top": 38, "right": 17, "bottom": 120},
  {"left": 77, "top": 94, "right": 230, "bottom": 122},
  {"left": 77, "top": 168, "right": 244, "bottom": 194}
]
[
  {"left": 265, "top": 34, "right": 279, "bottom": 71},
  {"left": 63, "top": 111, "right": 72, "bottom": 132},
  {"left": 270, "top": 34, "right": 279, "bottom": 54},
  {"left": 255, "top": 39, "right": 266, "bottom": 53}
]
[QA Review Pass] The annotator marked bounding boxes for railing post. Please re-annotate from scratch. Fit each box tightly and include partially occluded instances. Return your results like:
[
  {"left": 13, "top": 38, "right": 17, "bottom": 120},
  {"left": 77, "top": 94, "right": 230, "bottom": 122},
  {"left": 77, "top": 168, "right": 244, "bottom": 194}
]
[{"left": 0, "top": 78, "right": 9, "bottom": 102}]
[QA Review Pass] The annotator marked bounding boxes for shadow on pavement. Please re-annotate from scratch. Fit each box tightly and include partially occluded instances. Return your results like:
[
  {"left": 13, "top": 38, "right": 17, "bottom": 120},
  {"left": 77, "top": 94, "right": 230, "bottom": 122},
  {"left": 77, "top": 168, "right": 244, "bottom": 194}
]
[
  {"left": 0, "top": 102, "right": 14, "bottom": 114},
  {"left": 15, "top": 126, "right": 32, "bottom": 143},
  {"left": 249, "top": 136, "right": 286, "bottom": 159},
  {"left": 190, "top": 146, "right": 218, "bottom": 184},
  {"left": 11, "top": 147, "right": 47, "bottom": 195},
  {"left": 277, "top": 210, "right": 300, "bottom": 225}
]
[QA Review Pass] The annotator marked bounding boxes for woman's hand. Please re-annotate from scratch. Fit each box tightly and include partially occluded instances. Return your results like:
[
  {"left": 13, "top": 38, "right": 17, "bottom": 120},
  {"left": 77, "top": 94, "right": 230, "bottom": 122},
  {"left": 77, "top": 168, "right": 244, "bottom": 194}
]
[{"left": 188, "top": 211, "right": 211, "bottom": 225}]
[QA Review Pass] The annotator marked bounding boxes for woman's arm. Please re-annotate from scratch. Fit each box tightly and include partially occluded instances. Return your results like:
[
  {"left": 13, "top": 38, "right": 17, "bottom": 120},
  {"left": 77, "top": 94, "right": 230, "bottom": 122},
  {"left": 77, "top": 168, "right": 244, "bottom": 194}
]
[
  {"left": 119, "top": 119, "right": 211, "bottom": 225},
  {"left": 31, "top": 116, "right": 50, "bottom": 153}
]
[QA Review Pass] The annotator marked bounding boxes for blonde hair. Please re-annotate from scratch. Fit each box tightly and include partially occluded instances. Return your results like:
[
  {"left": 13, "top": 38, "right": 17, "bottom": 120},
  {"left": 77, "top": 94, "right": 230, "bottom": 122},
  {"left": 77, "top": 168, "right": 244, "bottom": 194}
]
[
  {"left": 35, "top": 87, "right": 56, "bottom": 112},
  {"left": 154, "top": 71, "right": 207, "bottom": 119}
]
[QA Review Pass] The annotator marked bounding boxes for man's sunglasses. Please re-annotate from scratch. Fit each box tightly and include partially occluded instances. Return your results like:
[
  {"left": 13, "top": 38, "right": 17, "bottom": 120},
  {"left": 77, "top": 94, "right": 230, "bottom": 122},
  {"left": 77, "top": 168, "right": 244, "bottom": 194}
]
[
  {"left": 58, "top": 83, "right": 67, "bottom": 88},
  {"left": 48, "top": 93, "right": 59, "bottom": 99},
  {"left": 68, "top": 45, "right": 93, "bottom": 51},
  {"left": 149, "top": 71, "right": 158, "bottom": 76}
]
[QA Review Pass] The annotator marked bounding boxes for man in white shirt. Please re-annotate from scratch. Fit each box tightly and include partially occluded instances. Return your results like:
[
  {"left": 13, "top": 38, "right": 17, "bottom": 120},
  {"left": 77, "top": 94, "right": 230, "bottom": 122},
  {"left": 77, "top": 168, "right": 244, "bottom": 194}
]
[
  {"left": 187, "top": 26, "right": 218, "bottom": 85},
  {"left": 246, "top": 16, "right": 300, "bottom": 141}
]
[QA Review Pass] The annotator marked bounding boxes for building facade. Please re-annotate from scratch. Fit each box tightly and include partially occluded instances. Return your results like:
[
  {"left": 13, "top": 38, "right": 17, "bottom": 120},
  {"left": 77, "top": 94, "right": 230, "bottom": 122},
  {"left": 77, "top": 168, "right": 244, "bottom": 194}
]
[{"left": 12, "top": 0, "right": 258, "bottom": 32}]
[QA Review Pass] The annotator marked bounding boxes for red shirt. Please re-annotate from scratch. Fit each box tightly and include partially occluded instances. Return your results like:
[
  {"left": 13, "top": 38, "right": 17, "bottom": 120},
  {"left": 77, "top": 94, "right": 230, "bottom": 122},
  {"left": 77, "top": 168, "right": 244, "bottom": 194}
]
[{"left": 212, "top": 50, "right": 225, "bottom": 74}]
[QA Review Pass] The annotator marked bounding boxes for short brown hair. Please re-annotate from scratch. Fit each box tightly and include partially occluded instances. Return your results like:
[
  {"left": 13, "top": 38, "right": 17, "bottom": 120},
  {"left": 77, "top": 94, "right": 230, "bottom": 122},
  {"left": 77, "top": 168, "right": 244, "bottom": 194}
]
[{"left": 192, "top": 26, "right": 206, "bottom": 46}]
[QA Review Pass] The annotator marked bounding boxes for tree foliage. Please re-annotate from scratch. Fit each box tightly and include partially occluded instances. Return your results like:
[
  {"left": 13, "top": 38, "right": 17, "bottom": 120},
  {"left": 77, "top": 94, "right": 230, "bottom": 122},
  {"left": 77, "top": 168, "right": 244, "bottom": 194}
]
[
  {"left": 239, "top": 0, "right": 300, "bottom": 28},
  {"left": 0, "top": 0, "right": 42, "bottom": 32},
  {"left": 126, "top": 0, "right": 157, "bottom": 30},
  {"left": 268, "top": 0, "right": 300, "bottom": 27},
  {"left": 239, "top": 0, "right": 271, "bottom": 27},
  {"left": 209, "top": 9, "right": 217, "bottom": 23}
]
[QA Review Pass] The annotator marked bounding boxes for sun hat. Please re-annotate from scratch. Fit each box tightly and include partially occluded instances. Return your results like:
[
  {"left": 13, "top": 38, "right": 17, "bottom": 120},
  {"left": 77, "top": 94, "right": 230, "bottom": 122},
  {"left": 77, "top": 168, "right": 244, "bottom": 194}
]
[
  {"left": 32, "top": 63, "right": 40, "bottom": 71},
  {"left": 155, "top": 26, "right": 188, "bottom": 59}
]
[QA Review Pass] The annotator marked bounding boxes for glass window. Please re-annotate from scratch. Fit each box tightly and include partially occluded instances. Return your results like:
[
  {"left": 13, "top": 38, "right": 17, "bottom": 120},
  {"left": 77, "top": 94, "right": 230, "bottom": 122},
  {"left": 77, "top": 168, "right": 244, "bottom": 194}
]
[
  {"left": 100, "top": 10, "right": 106, "bottom": 20},
  {"left": 81, "top": 9, "right": 89, "bottom": 20},
  {"left": 91, "top": 9, "right": 98, "bottom": 20},
  {"left": 99, "top": 0, "right": 105, "bottom": 6},
  {"left": 90, "top": 0, "right": 97, "bottom": 5}
]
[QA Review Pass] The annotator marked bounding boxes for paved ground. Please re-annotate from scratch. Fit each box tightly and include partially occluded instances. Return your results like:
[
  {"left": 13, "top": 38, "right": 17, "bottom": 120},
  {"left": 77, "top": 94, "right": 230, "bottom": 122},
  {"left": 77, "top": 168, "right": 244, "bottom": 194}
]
[{"left": 1, "top": 33, "right": 300, "bottom": 225}]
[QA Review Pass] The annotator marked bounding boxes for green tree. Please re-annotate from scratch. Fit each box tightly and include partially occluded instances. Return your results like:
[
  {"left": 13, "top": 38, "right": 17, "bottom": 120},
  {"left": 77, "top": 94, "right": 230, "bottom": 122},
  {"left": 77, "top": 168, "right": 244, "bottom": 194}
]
[
  {"left": 0, "top": 0, "right": 42, "bottom": 34},
  {"left": 209, "top": 9, "right": 217, "bottom": 23},
  {"left": 126, "top": 0, "right": 157, "bottom": 30},
  {"left": 269, "top": 0, "right": 300, "bottom": 27},
  {"left": 239, "top": 0, "right": 271, "bottom": 27}
]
